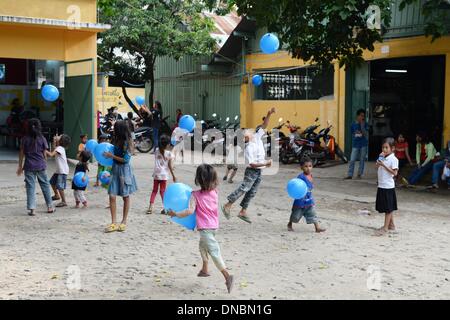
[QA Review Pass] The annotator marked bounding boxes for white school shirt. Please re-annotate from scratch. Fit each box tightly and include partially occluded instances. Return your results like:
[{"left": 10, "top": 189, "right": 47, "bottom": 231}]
[
  {"left": 153, "top": 149, "right": 174, "bottom": 180},
  {"left": 55, "top": 146, "right": 69, "bottom": 175},
  {"left": 244, "top": 128, "right": 266, "bottom": 168},
  {"left": 377, "top": 153, "right": 398, "bottom": 189}
]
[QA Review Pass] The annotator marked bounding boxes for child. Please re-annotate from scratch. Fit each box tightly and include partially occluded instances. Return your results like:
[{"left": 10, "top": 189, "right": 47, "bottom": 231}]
[
  {"left": 168, "top": 164, "right": 234, "bottom": 293},
  {"left": 147, "top": 135, "right": 176, "bottom": 215},
  {"left": 375, "top": 137, "right": 399, "bottom": 236},
  {"left": 287, "top": 157, "right": 326, "bottom": 233},
  {"left": 395, "top": 133, "right": 413, "bottom": 186},
  {"left": 103, "top": 120, "right": 138, "bottom": 233},
  {"left": 223, "top": 164, "right": 238, "bottom": 183},
  {"left": 78, "top": 134, "right": 88, "bottom": 157},
  {"left": 16, "top": 118, "right": 55, "bottom": 215},
  {"left": 47, "top": 134, "right": 71, "bottom": 208},
  {"left": 222, "top": 107, "right": 275, "bottom": 224},
  {"left": 72, "top": 150, "right": 90, "bottom": 208},
  {"left": 95, "top": 134, "right": 112, "bottom": 188}
]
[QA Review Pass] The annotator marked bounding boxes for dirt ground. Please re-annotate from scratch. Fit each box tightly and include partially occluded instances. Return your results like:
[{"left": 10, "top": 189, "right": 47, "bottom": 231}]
[{"left": 1, "top": 152, "right": 449, "bottom": 300}]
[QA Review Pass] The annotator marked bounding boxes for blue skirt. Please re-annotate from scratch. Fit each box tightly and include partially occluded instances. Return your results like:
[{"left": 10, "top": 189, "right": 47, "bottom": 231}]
[{"left": 108, "top": 163, "right": 138, "bottom": 197}]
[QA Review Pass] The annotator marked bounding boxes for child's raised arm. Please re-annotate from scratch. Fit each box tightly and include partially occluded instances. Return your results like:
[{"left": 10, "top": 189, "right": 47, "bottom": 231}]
[{"left": 168, "top": 196, "right": 195, "bottom": 218}]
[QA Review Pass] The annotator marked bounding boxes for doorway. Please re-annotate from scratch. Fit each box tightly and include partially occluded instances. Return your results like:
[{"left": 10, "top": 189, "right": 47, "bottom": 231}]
[{"left": 368, "top": 55, "right": 445, "bottom": 159}]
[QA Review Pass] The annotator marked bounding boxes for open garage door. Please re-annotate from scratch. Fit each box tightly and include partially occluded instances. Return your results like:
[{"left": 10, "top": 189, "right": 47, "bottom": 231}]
[{"left": 64, "top": 59, "right": 95, "bottom": 159}]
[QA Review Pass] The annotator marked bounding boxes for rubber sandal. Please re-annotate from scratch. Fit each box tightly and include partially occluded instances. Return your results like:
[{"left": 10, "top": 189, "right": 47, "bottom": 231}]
[
  {"left": 225, "top": 275, "right": 234, "bottom": 293},
  {"left": 238, "top": 215, "right": 252, "bottom": 224},
  {"left": 221, "top": 205, "right": 231, "bottom": 220},
  {"left": 146, "top": 207, "right": 153, "bottom": 214},
  {"left": 118, "top": 223, "right": 126, "bottom": 232},
  {"left": 28, "top": 210, "right": 35, "bottom": 216},
  {"left": 52, "top": 196, "right": 61, "bottom": 201},
  {"left": 104, "top": 223, "right": 118, "bottom": 233},
  {"left": 197, "top": 271, "right": 211, "bottom": 277},
  {"left": 47, "top": 208, "right": 56, "bottom": 214},
  {"left": 56, "top": 202, "right": 67, "bottom": 208}
]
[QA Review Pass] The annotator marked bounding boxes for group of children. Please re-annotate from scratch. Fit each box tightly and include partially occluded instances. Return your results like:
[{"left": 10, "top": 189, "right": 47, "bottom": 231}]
[{"left": 16, "top": 107, "right": 410, "bottom": 293}]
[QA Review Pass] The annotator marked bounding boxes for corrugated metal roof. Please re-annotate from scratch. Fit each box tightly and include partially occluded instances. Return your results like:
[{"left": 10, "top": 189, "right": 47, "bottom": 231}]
[{"left": 204, "top": 11, "right": 241, "bottom": 49}]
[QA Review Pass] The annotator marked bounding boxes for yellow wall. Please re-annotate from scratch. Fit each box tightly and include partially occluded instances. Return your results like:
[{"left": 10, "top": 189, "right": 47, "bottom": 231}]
[
  {"left": 97, "top": 78, "right": 145, "bottom": 115},
  {"left": 241, "top": 35, "right": 450, "bottom": 149},
  {"left": 0, "top": 0, "right": 97, "bottom": 23}
]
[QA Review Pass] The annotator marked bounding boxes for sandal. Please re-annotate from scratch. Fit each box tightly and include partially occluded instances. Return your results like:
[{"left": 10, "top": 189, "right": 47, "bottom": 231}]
[
  {"left": 197, "top": 271, "right": 211, "bottom": 277},
  {"left": 56, "top": 202, "right": 67, "bottom": 208},
  {"left": 104, "top": 223, "right": 118, "bottom": 233},
  {"left": 47, "top": 208, "right": 56, "bottom": 214},
  {"left": 118, "top": 223, "right": 126, "bottom": 232},
  {"left": 146, "top": 207, "right": 153, "bottom": 215},
  {"left": 238, "top": 214, "right": 252, "bottom": 224},
  {"left": 51, "top": 195, "right": 60, "bottom": 201},
  {"left": 28, "top": 210, "right": 35, "bottom": 216},
  {"left": 221, "top": 205, "right": 231, "bottom": 220},
  {"left": 225, "top": 275, "right": 234, "bottom": 293}
]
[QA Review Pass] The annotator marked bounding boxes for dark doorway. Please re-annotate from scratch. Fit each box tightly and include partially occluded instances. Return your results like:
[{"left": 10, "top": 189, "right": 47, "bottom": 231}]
[{"left": 368, "top": 55, "right": 445, "bottom": 160}]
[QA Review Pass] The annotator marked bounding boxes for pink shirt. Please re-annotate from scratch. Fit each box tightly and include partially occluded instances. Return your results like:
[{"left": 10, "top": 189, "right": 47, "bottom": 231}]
[{"left": 192, "top": 189, "right": 219, "bottom": 230}]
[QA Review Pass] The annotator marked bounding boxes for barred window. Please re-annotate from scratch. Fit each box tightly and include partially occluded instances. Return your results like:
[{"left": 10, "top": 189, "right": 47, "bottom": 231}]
[{"left": 254, "top": 65, "right": 334, "bottom": 100}]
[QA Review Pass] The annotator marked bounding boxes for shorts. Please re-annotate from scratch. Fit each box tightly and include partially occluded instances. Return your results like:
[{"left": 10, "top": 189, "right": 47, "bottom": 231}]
[
  {"left": 50, "top": 174, "right": 67, "bottom": 190},
  {"left": 290, "top": 206, "right": 318, "bottom": 224}
]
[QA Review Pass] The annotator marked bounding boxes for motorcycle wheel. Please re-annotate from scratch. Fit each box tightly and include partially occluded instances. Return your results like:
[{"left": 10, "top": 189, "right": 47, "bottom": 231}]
[
  {"left": 136, "top": 136, "right": 154, "bottom": 153},
  {"left": 335, "top": 146, "right": 348, "bottom": 163},
  {"left": 299, "top": 149, "right": 318, "bottom": 166},
  {"left": 280, "top": 152, "right": 290, "bottom": 165}
]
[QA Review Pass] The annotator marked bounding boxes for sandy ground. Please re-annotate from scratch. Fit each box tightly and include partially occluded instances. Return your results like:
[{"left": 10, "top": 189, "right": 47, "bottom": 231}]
[{"left": 1, "top": 152, "right": 450, "bottom": 300}]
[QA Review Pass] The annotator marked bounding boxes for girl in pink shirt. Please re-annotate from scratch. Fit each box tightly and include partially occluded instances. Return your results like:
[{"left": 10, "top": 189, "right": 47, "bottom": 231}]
[{"left": 168, "top": 164, "right": 234, "bottom": 293}]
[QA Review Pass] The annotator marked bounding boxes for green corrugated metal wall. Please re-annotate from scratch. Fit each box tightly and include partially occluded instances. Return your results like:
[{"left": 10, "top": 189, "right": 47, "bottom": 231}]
[
  {"left": 150, "top": 56, "right": 242, "bottom": 126},
  {"left": 384, "top": 0, "right": 426, "bottom": 38}
]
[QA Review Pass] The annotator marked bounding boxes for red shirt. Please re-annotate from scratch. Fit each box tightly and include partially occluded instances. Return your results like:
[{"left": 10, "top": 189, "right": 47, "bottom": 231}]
[{"left": 395, "top": 141, "right": 408, "bottom": 160}]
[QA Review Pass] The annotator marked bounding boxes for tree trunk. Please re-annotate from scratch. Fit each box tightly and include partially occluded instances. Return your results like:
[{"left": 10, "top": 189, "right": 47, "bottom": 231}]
[
  {"left": 148, "top": 56, "right": 156, "bottom": 108},
  {"left": 121, "top": 86, "right": 142, "bottom": 119}
]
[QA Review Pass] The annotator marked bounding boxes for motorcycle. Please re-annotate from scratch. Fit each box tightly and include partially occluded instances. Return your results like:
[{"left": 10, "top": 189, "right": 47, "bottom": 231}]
[
  {"left": 295, "top": 120, "right": 348, "bottom": 166},
  {"left": 133, "top": 115, "right": 171, "bottom": 153}
]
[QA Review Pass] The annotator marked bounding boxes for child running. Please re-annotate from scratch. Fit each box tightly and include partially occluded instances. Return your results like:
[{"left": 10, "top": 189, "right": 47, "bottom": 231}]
[
  {"left": 147, "top": 135, "right": 176, "bottom": 215},
  {"left": 47, "top": 134, "right": 71, "bottom": 208},
  {"left": 17, "top": 118, "right": 55, "bottom": 215},
  {"left": 375, "top": 137, "right": 399, "bottom": 236},
  {"left": 168, "top": 164, "right": 234, "bottom": 293},
  {"left": 103, "top": 120, "right": 138, "bottom": 233},
  {"left": 287, "top": 157, "right": 326, "bottom": 233},
  {"left": 72, "top": 150, "right": 90, "bottom": 208}
]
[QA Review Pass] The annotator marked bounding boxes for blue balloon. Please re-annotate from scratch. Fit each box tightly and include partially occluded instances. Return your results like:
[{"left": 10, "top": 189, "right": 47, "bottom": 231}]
[
  {"left": 85, "top": 139, "right": 98, "bottom": 153},
  {"left": 41, "top": 84, "right": 60, "bottom": 102},
  {"left": 286, "top": 178, "right": 308, "bottom": 199},
  {"left": 163, "top": 183, "right": 193, "bottom": 213},
  {"left": 171, "top": 211, "right": 196, "bottom": 231},
  {"left": 94, "top": 142, "right": 114, "bottom": 166},
  {"left": 99, "top": 170, "right": 111, "bottom": 185},
  {"left": 252, "top": 74, "right": 263, "bottom": 86},
  {"left": 179, "top": 115, "right": 195, "bottom": 133},
  {"left": 136, "top": 96, "right": 145, "bottom": 105},
  {"left": 73, "top": 172, "right": 89, "bottom": 188},
  {"left": 260, "top": 33, "right": 280, "bottom": 54}
]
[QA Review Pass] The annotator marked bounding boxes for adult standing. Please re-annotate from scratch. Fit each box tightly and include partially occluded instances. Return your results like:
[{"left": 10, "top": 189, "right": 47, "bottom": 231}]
[
  {"left": 151, "top": 101, "right": 162, "bottom": 152},
  {"left": 221, "top": 108, "right": 275, "bottom": 224},
  {"left": 345, "top": 109, "right": 369, "bottom": 179}
]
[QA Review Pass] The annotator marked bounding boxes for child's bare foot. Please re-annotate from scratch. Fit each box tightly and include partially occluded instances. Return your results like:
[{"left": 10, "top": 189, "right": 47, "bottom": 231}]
[
  {"left": 197, "top": 270, "right": 210, "bottom": 277},
  {"left": 287, "top": 223, "right": 294, "bottom": 232},
  {"left": 315, "top": 227, "right": 326, "bottom": 233},
  {"left": 82, "top": 202, "right": 88, "bottom": 209},
  {"left": 374, "top": 227, "right": 388, "bottom": 236}
]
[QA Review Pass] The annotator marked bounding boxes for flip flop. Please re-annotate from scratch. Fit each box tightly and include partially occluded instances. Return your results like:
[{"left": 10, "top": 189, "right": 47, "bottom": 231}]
[
  {"left": 47, "top": 208, "right": 56, "bottom": 214},
  {"left": 225, "top": 275, "right": 234, "bottom": 293},
  {"left": 56, "top": 202, "right": 67, "bottom": 208},
  {"left": 104, "top": 223, "right": 118, "bottom": 233},
  {"left": 28, "top": 210, "right": 35, "bottom": 216},
  {"left": 197, "top": 271, "right": 211, "bottom": 277},
  {"left": 118, "top": 224, "right": 126, "bottom": 232},
  {"left": 51, "top": 196, "right": 61, "bottom": 201},
  {"left": 221, "top": 205, "right": 231, "bottom": 220},
  {"left": 238, "top": 215, "right": 251, "bottom": 224},
  {"left": 146, "top": 207, "right": 153, "bottom": 214}
]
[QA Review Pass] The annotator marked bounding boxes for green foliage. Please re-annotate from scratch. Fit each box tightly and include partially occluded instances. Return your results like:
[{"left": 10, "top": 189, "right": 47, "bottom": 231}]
[{"left": 98, "top": 0, "right": 216, "bottom": 103}]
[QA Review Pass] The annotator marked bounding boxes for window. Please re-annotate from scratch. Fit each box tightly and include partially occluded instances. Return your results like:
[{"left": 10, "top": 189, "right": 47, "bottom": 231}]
[{"left": 254, "top": 65, "right": 334, "bottom": 100}]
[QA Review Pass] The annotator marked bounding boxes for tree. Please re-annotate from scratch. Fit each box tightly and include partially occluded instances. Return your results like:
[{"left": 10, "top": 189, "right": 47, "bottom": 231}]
[
  {"left": 210, "top": 0, "right": 448, "bottom": 69},
  {"left": 98, "top": 0, "right": 217, "bottom": 112}
]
